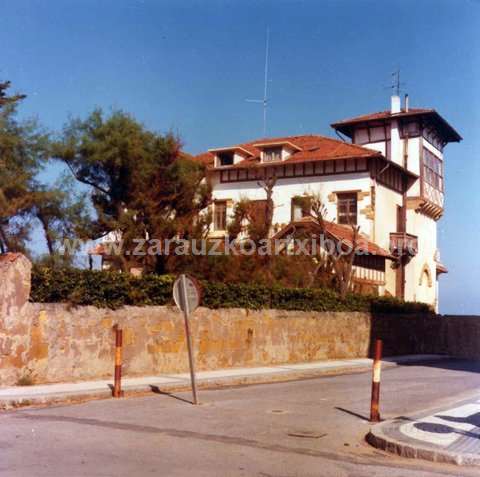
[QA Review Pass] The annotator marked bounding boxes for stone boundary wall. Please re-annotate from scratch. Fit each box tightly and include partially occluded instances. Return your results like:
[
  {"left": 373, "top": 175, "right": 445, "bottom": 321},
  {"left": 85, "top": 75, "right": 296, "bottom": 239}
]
[
  {"left": 2, "top": 302, "right": 478, "bottom": 387},
  {"left": 0, "top": 254, "right": 478, "bottom": 387},
  {"left": 370, "top": 314, "right": 480, "bottom": 360},
  {"left": 1, "top": 304, "right": 375, "bottom": 386}
]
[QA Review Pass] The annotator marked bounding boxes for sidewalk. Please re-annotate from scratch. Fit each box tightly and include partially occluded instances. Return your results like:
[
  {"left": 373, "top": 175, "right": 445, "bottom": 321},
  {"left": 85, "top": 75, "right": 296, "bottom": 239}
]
[
  {"left": 367, "top": 395, "right": 480, "bottom": 466},
  {"left": 0, "top": 354, "right": 447, "bottom": 410}
]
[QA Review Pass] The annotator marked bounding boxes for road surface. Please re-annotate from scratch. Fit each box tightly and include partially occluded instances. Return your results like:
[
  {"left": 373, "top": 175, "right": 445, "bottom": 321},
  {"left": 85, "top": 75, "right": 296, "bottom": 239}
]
[{"left": 1, "top": 358, "right": 479, "bottom": 476}]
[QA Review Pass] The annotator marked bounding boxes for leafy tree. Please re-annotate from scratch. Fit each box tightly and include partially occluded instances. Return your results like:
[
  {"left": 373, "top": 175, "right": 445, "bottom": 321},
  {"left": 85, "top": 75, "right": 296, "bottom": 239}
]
[
  {"left": 0, "top": 81, "right": 25, "bottom": 107},
  {"left": 30, "top": 175, "right": 91, "bottom": 266},
  {"left": 0, "top": 81, "right": 50, "bottom": 253},
  {"left": 227, "top": 172, "right": 277, "bottom": 243},
  {"left": 52, "top": 109, "right": 211, "bottom": 272},
  {"left": 309, "top": 194, "right": 360, "bottom": 298},
  {"left": 0, "top": 80, "right": 90, "bottom": 262}
]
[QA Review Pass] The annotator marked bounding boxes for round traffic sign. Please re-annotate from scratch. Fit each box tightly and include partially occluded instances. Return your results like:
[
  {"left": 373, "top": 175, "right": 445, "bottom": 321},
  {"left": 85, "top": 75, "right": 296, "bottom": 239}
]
[{"left": 173, "top": 274, "right": 201, "bottom": 313}]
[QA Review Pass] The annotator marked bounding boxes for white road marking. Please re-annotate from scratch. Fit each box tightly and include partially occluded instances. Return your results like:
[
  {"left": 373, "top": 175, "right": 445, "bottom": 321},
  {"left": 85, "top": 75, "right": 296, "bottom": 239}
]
[{"left": 399, "top": 400, "right": 480, "bottom": 447}]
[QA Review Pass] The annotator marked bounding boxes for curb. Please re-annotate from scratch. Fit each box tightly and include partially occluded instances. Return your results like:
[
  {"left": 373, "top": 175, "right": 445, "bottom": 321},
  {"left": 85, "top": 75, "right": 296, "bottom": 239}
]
[
  {"left": 0, "top": 365, "right": 374, "bottom": 410},
  {"left": 0, "top": 355, "right": 450, "bottom": 411},
  {"left": 367, "top": 419, "right": 480, "bottom": 467}
]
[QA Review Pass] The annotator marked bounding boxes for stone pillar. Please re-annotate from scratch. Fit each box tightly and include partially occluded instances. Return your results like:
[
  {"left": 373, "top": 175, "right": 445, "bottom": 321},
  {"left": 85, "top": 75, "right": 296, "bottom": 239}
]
[
  {"left": 0, "top": 253, "right": 32, "bottom": 317},
  {"left": 0, "top": 253, "right": 33, "bottom": 386}
]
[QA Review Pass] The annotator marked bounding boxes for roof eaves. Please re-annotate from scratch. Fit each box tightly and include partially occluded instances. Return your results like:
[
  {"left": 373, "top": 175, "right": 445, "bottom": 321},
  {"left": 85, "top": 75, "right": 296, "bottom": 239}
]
[
  {"left": 252, "top": 140, "right": 302, "bottom": 151},
  {"left": 208, "top": 145, "right": 254, "bottom": 156},
  {"left": 331, "top": 109, "right": 462, "bottom": 143}
]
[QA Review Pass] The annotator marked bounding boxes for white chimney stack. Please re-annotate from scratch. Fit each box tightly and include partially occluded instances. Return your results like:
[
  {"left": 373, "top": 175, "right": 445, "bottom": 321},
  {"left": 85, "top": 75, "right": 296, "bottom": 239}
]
[
  {"left": 404, "top": 94, "right": 409, "bottom": 112},
  {"left": 391, "top": 95, "right": 401, "bottom": 114}
]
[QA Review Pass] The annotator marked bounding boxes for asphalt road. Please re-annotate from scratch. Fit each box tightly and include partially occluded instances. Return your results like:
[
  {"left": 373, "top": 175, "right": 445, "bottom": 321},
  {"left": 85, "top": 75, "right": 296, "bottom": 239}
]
[{"left": 1, "top": 358, "right": 480, "bottom": 477}]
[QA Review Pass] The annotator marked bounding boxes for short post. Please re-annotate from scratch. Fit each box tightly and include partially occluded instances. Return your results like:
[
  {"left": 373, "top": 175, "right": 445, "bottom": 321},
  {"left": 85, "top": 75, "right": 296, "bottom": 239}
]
[
  {"left": 113, "top": 325, "right": 123, "bottom": 398},
  {"left": 370, "top": 339, "right": 383, "bottom": 422}
]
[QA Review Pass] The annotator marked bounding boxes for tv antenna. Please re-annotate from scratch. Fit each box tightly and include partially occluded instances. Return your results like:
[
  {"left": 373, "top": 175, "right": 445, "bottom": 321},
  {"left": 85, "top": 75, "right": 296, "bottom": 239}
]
[
  {"left": 390, "top": 68, "right": 405, "bottom": 96},
  {"left": 246, "top": 28, "right": 270, "bottom": 136}
]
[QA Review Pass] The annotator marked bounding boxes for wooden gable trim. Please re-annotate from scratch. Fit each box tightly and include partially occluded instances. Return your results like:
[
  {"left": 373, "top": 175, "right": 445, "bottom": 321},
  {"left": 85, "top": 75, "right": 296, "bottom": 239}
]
[{"left": 218, "top": 158, "right": 369, "bottom": 183}]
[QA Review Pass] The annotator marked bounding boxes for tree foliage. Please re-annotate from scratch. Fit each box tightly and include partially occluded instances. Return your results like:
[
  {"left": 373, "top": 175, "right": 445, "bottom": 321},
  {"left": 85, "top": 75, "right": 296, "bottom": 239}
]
[
  {"left": 31, "top": 175, "right": 91, "bottom": 266},
  {"left": 52, "top": 109, "right": 211, "bottom": 272},
  {"left": 0, "top": 80, "right": 88, "bottom": 263},
  {"left": 310, "top": 194, "right": 360, "bottom": 298},
  {"left": 0, "top": 81, "right": 49, "bottom": 253},
  {"left": 227, "top": 172, "right": 277, "bottom": 243}
]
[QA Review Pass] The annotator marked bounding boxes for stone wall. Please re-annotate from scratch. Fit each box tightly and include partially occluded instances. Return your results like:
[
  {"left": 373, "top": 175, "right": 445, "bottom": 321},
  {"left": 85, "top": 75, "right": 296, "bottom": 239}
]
[
  {"left": 0, "top": 253, "right": 34, "bottom": 386},
  {"left": 1, "top": 304, "right": 479, "bottom": 388},
  {"left": 0, "top": 253, "right": 31, "bottom": 317},
  {"left": 434, "top": 316, "right": 480, "bottom": 360},
  {"left": 0, "top": 254, "right": 478, "bottom": 387},
  {"left": 1, "top": 303, "right": 373, "bottom": 386}
]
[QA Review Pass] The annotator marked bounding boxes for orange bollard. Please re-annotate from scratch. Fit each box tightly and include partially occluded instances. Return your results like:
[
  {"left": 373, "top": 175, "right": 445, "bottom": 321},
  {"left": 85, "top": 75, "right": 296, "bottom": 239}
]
[
  {"left": 113, "top": 325, "right": 123, "bottom": 398},
  {"left": 370, "top": 339, "right": 383, "bottom": 422}
]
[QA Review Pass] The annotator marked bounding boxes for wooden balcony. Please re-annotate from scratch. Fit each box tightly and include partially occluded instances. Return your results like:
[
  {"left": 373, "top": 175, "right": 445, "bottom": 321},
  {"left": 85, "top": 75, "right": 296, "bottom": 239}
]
[{"left": 389, "top": 232, "right": 418, "bottom": 257}]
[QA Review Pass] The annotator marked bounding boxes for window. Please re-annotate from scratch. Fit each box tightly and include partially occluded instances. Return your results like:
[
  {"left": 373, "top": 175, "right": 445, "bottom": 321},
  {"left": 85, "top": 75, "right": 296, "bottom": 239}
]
[
  {"left": 422, "top": 127, "right": 444, "bottom": 151},
  {"left": 263, "top": 147, "right": 282, "bottom": 162},
  {"left": 423, "top": 149, "right": 443, "bottom": 191},
  {"left": 370, "top": 126, "right": 386, "bottom": 142},
  {"left": 213, "top": 201, "right": 227, "bottom": 230},
  {"left": 401, "top": 121, "right": 420, "bottom": 137},
  {"left": 217, "top": 152, "right": 234, "bottom": 167},
  {"left": 337, "top": 192, "right": 357, "bottom": 225},
  {"left": 291, "top": 196, "right": 311, "bottom": 221}
]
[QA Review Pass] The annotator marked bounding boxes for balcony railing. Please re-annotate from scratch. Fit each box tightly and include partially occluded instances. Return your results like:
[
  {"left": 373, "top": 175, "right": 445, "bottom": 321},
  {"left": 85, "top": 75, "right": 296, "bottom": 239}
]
[{"left": 389, "top": 232, "right": 418, "bottom": 257}]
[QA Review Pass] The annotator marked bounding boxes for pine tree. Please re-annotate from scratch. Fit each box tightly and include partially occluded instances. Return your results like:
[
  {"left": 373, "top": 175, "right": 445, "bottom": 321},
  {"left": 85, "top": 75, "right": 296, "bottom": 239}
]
[
  {"left": 0, "top": 81, "right": 49, "bottom": 253},
  {"left": 52, "top": 109, "right": 211, "bottom": 272}
]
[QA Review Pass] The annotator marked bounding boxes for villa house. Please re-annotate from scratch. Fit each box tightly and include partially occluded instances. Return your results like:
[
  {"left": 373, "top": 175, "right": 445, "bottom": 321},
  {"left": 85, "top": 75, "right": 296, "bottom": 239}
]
[{"left": 194, "top": 95, "right": 461, "bottom": 309}]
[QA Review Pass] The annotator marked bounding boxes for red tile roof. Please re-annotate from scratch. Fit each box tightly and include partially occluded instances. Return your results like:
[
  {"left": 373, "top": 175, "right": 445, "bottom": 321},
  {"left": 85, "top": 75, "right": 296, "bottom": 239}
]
[
  {"left": 193, "top": 134, "right": 381, "bottom": 169},
  {"left": 332, "top": 108, "right": 432, "bottom": 125},
  {"left": 331, "top": 109, "right": 462, "bottom": 142},
  {"left": 272, "top": 216, "right": 392, "bottom": 258}
]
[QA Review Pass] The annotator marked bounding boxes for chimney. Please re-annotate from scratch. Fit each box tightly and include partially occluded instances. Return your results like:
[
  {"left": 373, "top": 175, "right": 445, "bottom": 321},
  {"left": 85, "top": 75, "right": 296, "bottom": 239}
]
[
  {"left": 404, "top": 94, "right": 409, "bottom": 112},
  {"left": 391, "top": 95, "right": 401, "bottom": 114}
]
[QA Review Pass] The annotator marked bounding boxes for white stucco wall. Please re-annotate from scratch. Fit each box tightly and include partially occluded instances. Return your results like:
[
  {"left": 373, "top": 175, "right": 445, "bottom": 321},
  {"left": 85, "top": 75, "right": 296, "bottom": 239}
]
[
  {"left": 405, "top": 136, "right": 421, "bottom": 175},
  {"left": 373, "top": 183, "right": 403, "bottom": 297},
  {"left": 405, "top": 210, "right": 438, "bottom": 307},
  {"left": 373, "top": 182, "right": 438, "bottom": 307},
  {"left": 390, "top": 119, "right": 403, "bottom": 168},
  {"left": 363, "top": 142, "right": 386, "bottom": 156},
  {"left": 211, "top": 171, "right": 373, "bottom": 235},
  {"left": 209, "top": 157, "right": 439, "bottom": 307}
]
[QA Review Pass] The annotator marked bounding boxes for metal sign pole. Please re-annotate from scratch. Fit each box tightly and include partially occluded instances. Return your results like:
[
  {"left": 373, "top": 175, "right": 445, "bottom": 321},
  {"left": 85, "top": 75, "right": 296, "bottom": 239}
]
[{"left": 181, "top": 274, "right": 199, "bottom": 405}]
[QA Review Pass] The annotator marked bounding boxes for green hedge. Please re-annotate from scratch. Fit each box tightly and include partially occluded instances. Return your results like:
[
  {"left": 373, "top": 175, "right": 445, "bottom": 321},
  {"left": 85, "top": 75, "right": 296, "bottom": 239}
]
[{"left": 30, "top": 266, "right": 432, "bottom": 314}]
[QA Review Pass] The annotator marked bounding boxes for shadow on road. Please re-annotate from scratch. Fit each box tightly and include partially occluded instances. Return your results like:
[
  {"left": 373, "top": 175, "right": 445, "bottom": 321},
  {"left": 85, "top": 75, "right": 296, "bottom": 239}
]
[
  {"left": 149, "top": 385, "right": 193, "bottom": 405},
  {"left": 334, "top": 407, "right": 370, "bottom": 422},
  {"left": 414, "top": 421, "right": 480, "bottom": 440}
]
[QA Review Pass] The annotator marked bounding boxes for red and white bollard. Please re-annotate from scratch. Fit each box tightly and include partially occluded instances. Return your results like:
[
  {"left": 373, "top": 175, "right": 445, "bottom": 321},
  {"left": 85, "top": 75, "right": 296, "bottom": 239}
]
[
  {"left": 113, "top": 325, "right": 123, "bottom": 398},
  {"left": 370, "top": 339, "right": 383, "bottom": 422}
]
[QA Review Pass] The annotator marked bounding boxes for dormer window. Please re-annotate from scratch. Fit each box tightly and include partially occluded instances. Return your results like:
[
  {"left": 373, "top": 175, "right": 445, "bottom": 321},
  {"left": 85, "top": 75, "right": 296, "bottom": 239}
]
[
  {"left": 254, "top": 140, "right": 301, "bottom": 163},
  {"left": 209, "top": 146, "right": 253, "bottom": 168},
  {"left": 263, "top": 147, "right": 282, "bottom": 163},
  {"left": 217, "top": 151, "right": 234, "bottom": 167}
]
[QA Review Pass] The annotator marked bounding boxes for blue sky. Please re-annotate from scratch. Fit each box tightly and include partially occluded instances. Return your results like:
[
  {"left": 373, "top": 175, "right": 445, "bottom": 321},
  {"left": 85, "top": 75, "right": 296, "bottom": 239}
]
[{"left": 1, "top": 0, "right": 479, "bottom": 314}]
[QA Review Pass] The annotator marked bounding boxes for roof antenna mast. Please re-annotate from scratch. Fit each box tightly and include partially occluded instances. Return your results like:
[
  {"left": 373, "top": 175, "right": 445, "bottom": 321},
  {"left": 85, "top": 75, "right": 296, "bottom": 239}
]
[
  {"left": 391, "top": 68, "right": 404, "bottom": 96},
  {"left": 246, "top": 28, "right": 270, "bottom": 136}
]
